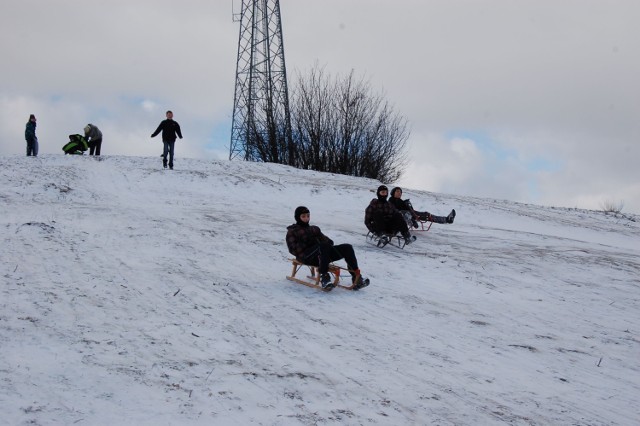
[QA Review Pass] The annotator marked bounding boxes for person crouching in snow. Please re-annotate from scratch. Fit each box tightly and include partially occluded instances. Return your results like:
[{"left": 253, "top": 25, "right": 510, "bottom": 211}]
[
  {"left": 389, "top": 187, "right": 456, "bottom": 228},
  {"left": 286, "top": 206, "right": 369, "bottom": 290},
  {"left": 84, "top": 124, "right": 103, "bottom": 156}
]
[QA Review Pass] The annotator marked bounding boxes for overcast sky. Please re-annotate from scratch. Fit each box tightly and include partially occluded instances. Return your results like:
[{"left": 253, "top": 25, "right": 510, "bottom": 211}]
[{"left": 2, "top": 0, "right": 639, "bottom": 213}]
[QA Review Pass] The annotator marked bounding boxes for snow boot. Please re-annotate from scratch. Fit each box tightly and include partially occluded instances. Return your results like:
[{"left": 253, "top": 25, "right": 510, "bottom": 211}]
[
  {"left": 376, "top": 235, "right": 390, "bottom": 248},
  {"left": 402, "top": 231, "right": 416, "bottom": 246},
  {"left": 320, "top": 273, "right": 334, "bottom": 290},
  {"left": 447, "top": 209, "right": 456, "bottom": 224},
  {"left": 352, "top": 271, "right": 370, "bottom": 290}
]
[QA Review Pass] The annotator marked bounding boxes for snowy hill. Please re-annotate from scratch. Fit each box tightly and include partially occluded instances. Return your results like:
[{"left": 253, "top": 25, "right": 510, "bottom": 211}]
[{"left": 1, "top": 154, "right": 639, "bottom": 425}]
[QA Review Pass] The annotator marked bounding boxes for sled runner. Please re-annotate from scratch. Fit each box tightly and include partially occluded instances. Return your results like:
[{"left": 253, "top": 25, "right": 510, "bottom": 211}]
[
  {"left": 62, "top": 134, "right": 89, "bottom": 155},
  {"left": 366, "top": 231, "right": 415, "bottom": 249},
  {"left": 412, "top": 219, "right": 433, "bottom": 232},
  {"left": 399, "top": 209, "right": 433, "bottom": 233},
  {"left": 402, "top": 200, "right": 437, "bottom": 232},
  {"left": 286, "top": 259, "right": 367, "bottom": 291}
]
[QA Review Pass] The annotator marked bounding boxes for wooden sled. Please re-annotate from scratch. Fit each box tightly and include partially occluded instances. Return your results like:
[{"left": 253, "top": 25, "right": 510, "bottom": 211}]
[{"left": 286, "top": 259, "right": 364, "bottom": 291}]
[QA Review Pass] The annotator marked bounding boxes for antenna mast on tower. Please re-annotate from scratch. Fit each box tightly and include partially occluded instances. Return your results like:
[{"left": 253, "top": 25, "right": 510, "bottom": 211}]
[{"left": 229, "top": 0, "right": 294, "bottom": 163}]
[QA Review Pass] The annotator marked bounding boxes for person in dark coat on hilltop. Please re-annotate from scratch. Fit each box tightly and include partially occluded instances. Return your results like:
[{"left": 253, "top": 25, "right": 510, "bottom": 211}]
[
  {"left": 364, "top": 185, "right": 415, "bottom": 245},
  {"left": 84, "top": 124, "right": 103, "bottom": 156},
  {"left": 389, "top": 187, "right": 456, "bottom": 228},
  {"left": 25, "top": 114, "right": 38, "bottom": 156},
  {"left": 286, "top": 206, "right": 369, "bottom": 290},
  {"left": 151, "top": 110, "right": 183, "bottom": 170}
]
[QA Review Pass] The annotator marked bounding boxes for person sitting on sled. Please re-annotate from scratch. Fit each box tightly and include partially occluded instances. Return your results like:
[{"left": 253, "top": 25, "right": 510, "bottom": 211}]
[
  {"left": 286, "top": 206, "right": 369, "bottom": 290},
  {"left": 364, "top": 185, "right": 415, "bottom": 245},
  {"left": 389, "top": 187, "right": 456, "bottom": 229}
]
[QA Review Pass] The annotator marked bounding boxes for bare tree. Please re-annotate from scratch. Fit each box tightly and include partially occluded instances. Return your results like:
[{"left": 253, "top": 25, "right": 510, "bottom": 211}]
[
  {"left": 290, "top": 65, "right": 409, "bottom": 182},
  {"left": 242, "top": 102, "right": 294, "bottom": 166}
]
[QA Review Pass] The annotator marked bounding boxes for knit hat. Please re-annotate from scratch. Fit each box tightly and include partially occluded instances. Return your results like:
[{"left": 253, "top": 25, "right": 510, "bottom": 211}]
[
  {"left": 376, "top": 185, "right": 388, "bottom": 202},
  {"left": 294, "top": 206, "right": 310, "bottom": 223}
]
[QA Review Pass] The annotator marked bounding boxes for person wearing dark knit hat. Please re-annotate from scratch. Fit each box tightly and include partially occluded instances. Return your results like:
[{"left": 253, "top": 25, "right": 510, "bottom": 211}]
[
  {"left": 293, "top": 206, "right": 310, "bottom": 223},
  {"left": 25, "top": 114, "right": 38, "bottom": 156},
  {"left": 389, "top": 187, "right": 456, "bottom": 227},
  {"left": 364, "top": 185, "right": 415, "bottom": 245},
  {"left": 376, "top": 185, "right": 388, "bottom": 201},
  {"left": 286, "top": 206, "right": 369, "bottom": 290}
]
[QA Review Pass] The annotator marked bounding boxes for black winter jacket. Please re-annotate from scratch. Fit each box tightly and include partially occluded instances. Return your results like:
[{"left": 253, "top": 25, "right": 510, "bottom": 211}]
[
  {"left": 152, "top": 119, "right": 183, "bottom": 142},
  {"left": 25, "top": 121, "right": 37, "bottom": 142},
  {"left": 389, "top": 197, "right": 411, "bottom": 211}
]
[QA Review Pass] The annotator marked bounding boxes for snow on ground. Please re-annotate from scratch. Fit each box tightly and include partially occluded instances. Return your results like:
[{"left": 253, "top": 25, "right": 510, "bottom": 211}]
[{"left": 1, "top": 154, "right": 639, "bottom": 425}]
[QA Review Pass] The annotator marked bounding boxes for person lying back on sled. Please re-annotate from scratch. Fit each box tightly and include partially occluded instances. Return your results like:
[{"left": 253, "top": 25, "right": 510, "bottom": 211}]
[
  {"left": 286, "top": 206, "right": 369, "bottom": 290},
  {"left": 62, "top": 134, "right": 89, "bottom": 155},
  {"left": 364, "top": 185, "right": 415, "bottom": 245},
  {"left": 389, "top": 187, "right": 456, "bottom": 229}
]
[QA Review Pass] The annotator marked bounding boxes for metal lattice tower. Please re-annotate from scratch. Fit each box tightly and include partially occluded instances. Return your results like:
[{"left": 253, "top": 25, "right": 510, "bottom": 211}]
[{"left": 229, "top": 0, "right": 293, "bottom": 163}]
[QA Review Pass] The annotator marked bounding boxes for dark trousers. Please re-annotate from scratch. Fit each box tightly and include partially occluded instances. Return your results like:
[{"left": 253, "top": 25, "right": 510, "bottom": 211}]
[
  {"left": 372, "top": 212, "right": 409, "bottom": 235},
  {"left": 301, "top": 242, "right": 359, "bottom": 276},
  {"left": 163, "top": 140, "right": 175, "bottom": 167},
  {"left": 89, "top": 138, "right": 102, "bottom": 155},
  {"left": 415, "top": 210, "right": 447, "bottom": 224},
  {"left": 26, "top": 140, "right": 36, "bottom": 156}
]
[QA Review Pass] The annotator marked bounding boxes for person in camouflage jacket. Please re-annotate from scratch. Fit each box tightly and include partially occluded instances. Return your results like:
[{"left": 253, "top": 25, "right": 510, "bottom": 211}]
[
  {"left": 364, "top": 185, "right": 413, "bottom": 244},
  {"left": 286, "top": 206, "right": 368, "bottom": 288}
]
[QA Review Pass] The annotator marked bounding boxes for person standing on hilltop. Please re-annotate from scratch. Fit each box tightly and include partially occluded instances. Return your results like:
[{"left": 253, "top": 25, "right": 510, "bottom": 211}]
[
  {"left": 151, "top": 110, "right": 183, "bottom": 170},
  {"left": 25, "top": 114, "right": 38, "bottom": 156}
]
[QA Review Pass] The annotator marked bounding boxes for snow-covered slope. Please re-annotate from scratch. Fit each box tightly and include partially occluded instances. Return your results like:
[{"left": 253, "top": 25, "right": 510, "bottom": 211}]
[{"left": 1, "top": 154, "right": 638, "bottom": 425}]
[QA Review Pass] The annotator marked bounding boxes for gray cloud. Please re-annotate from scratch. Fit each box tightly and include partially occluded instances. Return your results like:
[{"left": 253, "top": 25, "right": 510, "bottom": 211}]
[{"left": 2, "top": 0, "right": 639, "bottom": 212}]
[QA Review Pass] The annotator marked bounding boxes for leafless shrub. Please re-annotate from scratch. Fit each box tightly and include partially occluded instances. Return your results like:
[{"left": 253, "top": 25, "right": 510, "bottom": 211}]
[
  {"left": 290, "top": 64, "right": 409, "bottom": 182},
  {"left": 600, "top": 199, "right": 624, "bottom": 214}
]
